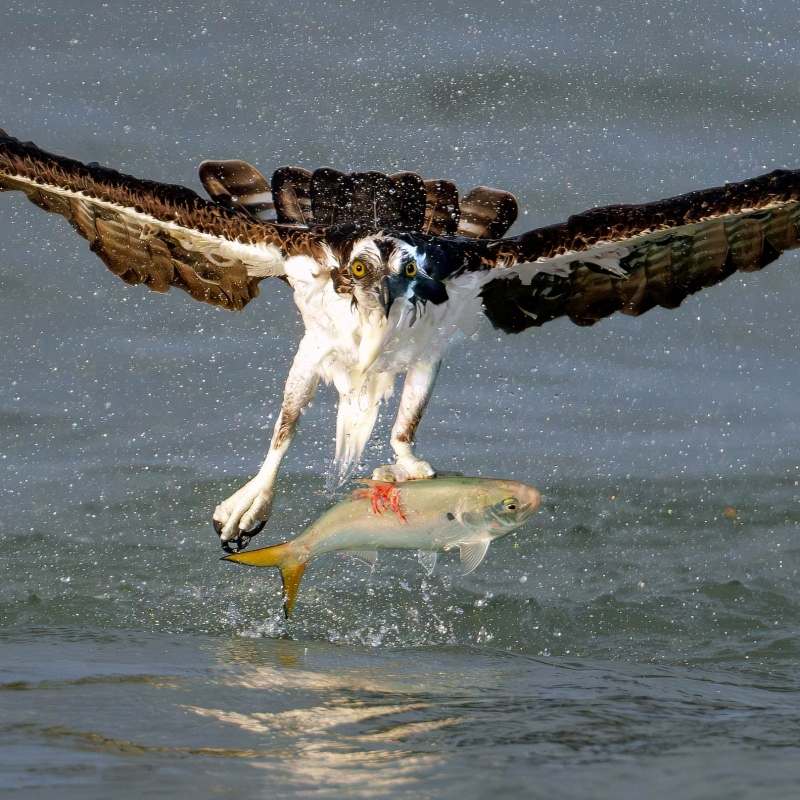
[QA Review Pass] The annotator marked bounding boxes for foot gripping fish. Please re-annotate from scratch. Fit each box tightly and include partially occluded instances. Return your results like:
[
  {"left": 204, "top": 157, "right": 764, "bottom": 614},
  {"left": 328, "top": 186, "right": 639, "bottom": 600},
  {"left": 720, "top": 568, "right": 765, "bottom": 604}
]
[{"left": 223, "top": 477, "right": 541, "bottom": 618}]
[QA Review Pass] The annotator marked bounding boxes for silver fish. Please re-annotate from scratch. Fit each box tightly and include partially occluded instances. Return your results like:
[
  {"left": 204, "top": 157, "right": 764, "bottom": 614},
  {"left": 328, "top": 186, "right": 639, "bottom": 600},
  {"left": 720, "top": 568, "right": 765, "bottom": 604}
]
[{"left": 223, "top": 476, "right": 541, "bottom": 617}]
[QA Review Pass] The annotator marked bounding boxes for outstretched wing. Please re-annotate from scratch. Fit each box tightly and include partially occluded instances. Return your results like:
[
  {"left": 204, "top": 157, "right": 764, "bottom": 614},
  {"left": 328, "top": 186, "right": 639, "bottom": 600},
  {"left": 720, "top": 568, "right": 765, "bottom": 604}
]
[
  {"left": 0, "top": 131, "right": 296, "bottom": 311},
  {"left": 481, "top": 169, "right": 800, "bottom": 332}
]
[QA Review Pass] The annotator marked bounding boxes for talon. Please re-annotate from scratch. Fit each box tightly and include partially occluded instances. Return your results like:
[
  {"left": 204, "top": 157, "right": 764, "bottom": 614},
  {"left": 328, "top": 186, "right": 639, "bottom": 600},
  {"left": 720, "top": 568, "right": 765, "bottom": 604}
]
[
  {"left": 213, "top": 517, "right": 267, "bottom": 554},
  {"left": 372, "top": 465, "right": 401, "bottom": 482},
  {"left": 221, "top": 533, "right": 251, "bottom": 555},
  {"left": 220, "top": 533, "right": 250, "bottom": 553},
  {"left": 372, "top": 458, "right": 436, "bottom": 483},
  {"left": 243, "top": 519, "right": 267, "bottom": 537}
]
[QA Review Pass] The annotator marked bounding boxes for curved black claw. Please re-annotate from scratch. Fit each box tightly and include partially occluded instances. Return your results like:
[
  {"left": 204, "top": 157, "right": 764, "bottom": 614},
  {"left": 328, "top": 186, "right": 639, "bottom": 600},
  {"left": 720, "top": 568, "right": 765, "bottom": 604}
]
[
  {"left": 221, "top": 533, "right": 250, "bottom": 555},
  {"left": 214, "top": 518, "right": 267, "bottom": 554}
]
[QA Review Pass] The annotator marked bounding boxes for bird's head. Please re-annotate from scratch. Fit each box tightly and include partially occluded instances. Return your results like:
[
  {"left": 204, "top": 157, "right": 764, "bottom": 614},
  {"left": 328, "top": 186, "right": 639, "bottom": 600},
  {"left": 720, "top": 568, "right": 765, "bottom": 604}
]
[{"left": 330, "top": 231, "right": 449, "bottom": 316}]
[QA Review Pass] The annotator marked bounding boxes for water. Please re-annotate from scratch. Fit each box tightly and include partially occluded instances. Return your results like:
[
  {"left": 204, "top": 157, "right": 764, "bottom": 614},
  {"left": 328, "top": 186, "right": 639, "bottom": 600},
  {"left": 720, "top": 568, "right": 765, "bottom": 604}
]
[{"left": 1, "top": 0, "right": 800, "bottom": 796}]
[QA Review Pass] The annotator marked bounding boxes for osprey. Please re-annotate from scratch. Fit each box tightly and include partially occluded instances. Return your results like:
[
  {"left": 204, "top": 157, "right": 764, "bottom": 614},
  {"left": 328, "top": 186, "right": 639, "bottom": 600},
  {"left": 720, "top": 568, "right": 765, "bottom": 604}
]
[{"left": 2, "top": 129, "right": 799, "bottom": 552}]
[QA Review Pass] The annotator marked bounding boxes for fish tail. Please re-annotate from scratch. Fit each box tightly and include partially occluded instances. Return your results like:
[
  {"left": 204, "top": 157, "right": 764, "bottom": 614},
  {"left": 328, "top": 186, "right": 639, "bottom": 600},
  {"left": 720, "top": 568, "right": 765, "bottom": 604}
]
[{"left": 222, "top": 542, "right": 308, "bottom": 619}]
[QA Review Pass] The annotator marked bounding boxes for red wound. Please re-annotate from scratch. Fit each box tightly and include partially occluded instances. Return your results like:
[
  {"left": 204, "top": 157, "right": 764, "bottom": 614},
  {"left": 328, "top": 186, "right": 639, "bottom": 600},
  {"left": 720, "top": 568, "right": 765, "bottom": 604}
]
[{"left": 368, "top": 483, "right": 407, "bottom": 522}]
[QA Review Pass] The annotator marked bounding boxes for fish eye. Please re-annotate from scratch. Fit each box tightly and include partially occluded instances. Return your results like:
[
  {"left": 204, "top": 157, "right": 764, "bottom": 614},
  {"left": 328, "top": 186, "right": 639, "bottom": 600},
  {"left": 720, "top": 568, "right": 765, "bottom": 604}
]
[
  {"left": 503, "top": 497, "right": 518, "bottom": 510},
  {"left": 405, "top": 259, "right": 417, "bottom": 278},
  {"left": 351, "top": 259, "right": 367, "bottom": 278}
]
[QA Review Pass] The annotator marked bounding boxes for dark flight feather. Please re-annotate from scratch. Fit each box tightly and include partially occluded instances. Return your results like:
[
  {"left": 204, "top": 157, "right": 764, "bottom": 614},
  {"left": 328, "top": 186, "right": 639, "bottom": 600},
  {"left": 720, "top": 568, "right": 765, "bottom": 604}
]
[
  {"left": 389, "top": 171, "right": 427, "bottom": 231},
  {"left": 339, "top": 171, "right": 396, "bottom": 228},
  {"left": 309, "top": 167, "right": 347, "bottom": 226},
  {"left": 309, "top": 169, "right": 428, "bottom": 230},
  {"left": 422, "top": 179, "right": 460, "bottom": 235},
  {"left": 271, "top": 166, "right": 313, "bottom": 227},
  {"left": 457, "top": 186, "right": 518, "bottom": 239},
  {"left": 198, "top": 159, "right": 276, "bottom": 221}
]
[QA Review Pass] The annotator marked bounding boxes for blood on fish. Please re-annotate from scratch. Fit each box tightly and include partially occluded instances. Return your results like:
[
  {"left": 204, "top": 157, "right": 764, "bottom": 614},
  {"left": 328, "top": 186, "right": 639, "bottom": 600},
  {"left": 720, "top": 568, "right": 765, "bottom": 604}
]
[{"left": 352, "top": 482, "right": 407, "bottom": 522}]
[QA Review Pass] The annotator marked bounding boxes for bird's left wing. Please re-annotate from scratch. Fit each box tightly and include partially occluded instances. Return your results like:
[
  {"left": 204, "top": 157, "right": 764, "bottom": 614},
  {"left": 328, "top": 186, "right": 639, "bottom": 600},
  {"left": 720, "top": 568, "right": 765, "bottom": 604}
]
[
  {"left": 480, "top": 169, "right": 800, "bottom": 332},
  {"left": 0, "top": 130, "right": 300, "bottom": 311}
]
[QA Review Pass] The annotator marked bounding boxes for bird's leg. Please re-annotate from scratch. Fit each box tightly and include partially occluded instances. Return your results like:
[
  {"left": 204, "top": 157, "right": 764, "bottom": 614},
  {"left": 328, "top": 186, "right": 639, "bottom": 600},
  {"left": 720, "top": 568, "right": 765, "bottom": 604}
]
[
  {"left": 213, "top": 337, "right": 320, "bottom": 547},
  {"left": 372, "top": 359, "right": 441, "bottom": 483}
]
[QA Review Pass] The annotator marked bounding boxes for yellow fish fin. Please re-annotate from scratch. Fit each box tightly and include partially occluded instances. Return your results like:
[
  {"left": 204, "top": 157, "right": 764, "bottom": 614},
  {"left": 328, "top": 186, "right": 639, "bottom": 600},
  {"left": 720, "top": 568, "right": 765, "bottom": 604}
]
[
  {"left": 223, "top": 542, "right": 308, "bottom": 619},
  {"left": 279, "top": 560, "right": 308, "bottom": 619}
]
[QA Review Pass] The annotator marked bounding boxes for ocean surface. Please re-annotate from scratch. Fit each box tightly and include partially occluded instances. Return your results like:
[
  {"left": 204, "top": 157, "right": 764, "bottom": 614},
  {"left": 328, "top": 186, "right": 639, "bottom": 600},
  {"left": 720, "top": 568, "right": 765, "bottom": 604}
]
[{"left": 1, "top": 1, "right": 799, "bottom": 797}]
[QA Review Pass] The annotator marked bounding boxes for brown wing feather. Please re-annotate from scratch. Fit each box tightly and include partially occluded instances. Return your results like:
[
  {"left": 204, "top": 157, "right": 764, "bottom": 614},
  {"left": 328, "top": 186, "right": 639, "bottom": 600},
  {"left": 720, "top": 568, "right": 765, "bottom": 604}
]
[
  {"left": 198, "top": 159, "right": 276, "bottom": 222},
  {"left": 0, "top": 131, "right": 293, "bottom": 311},
  {"left": 390, "top": 172, "right": 427, "bottom": 232},
  {"left": 490, "top": 169, "right": 800, "bottom": 265},
  {"left": 271, "top": 167, "right": 313, "bottom": 226},
  {"left": 310, "top": 167, "right": 347, "bottom": 226},
  {"left": 457, "top": 187, "right": 518, "bottom": 239},
  {"left": 422, "top": 179, "right": 460, "bottom": 235},
  {"left": 481, "top": 199, "right": 800, "bottom": 333}
]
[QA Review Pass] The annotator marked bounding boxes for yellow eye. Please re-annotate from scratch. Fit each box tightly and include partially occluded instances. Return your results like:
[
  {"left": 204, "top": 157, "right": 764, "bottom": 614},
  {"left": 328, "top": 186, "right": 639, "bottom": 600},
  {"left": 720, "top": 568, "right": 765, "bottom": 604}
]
[
  {"left": 350, "top": 259, "right": 366, "bottom": 278},
  {"left": 503, "top": 498, "right": 518, "bottom": 510},
  {"left": 405, "top": 260, "right": 417, "bottom": 278}
]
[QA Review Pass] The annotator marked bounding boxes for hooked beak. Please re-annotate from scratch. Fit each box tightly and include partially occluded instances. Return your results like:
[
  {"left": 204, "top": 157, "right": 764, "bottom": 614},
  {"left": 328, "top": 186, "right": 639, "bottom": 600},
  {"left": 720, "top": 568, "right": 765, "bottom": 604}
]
[
  {"left": 378, "top": 274, "right": 449, "bottom": 315},
  {"left": 378, "top": 275, "right": 404, "bottom": 315}
]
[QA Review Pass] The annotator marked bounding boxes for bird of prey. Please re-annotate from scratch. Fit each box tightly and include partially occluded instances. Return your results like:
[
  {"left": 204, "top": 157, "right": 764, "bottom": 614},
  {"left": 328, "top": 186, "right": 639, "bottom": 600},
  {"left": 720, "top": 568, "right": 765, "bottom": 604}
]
[{"left": 2, "top": 129, "right": 799, "bottom": 552}]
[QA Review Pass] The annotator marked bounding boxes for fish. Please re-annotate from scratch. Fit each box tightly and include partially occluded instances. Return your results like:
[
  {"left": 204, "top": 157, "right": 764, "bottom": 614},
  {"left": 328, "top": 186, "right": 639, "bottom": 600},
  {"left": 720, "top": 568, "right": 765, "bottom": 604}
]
[{"left": 223, "top": 476, "right": 542, "bottom": 618}]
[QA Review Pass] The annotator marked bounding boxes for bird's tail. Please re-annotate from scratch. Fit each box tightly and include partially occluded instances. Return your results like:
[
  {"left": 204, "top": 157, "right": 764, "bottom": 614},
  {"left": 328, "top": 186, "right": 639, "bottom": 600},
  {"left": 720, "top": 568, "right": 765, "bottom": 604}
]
[
  {"left": 223, "top": 542, "right": 307, "bottom": 619},
  {"left": 328, "top": 369, "right": 396, "bottom": 491}
]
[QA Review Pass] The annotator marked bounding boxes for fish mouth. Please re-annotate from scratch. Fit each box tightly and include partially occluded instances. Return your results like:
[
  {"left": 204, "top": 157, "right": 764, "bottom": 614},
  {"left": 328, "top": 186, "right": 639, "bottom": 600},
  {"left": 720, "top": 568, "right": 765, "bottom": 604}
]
[
  {"left": 519, "top": 486, "right": 542, "bottom": 508},
  {"left": 516, "top": 486, "right": 542, "bottom": 520},
  {"left": 489, "top": 501, "right": 536, "bottom": 530},
  {"left": 516, "top": 501, "right": 535, "bottom": 519}
]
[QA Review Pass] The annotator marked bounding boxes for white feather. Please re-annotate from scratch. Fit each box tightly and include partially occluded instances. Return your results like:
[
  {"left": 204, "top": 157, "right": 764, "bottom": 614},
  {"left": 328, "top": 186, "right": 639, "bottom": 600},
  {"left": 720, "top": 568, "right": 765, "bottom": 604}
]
[
  {"left": 283, "top": 245, "right": 496, "bottom": 486},
  {"left": 495, "top": 242, "right": 632, "bottom": 285}
]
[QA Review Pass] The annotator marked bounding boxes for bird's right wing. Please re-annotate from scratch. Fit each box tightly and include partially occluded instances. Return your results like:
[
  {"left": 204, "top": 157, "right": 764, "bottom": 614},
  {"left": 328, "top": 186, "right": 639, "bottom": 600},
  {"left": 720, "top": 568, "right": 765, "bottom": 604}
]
[{"left": 0, "top": 130, "right": 299, "bottom": 311}]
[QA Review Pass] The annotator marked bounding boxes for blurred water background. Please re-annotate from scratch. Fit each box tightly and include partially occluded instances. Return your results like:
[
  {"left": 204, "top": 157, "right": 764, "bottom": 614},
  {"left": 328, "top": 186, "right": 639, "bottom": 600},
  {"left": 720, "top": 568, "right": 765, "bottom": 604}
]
[{"left": 1, "top": 1, "right": 799, "bottom": 797}]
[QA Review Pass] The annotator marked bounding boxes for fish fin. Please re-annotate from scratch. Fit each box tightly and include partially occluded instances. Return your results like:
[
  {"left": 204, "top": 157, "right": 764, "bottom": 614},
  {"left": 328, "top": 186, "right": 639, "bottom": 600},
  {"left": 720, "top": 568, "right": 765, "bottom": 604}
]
[
  {"left": 280, "top": 561, "right": 308, "bottom": 619},
  {"left": 222, "top": 541, "right": 292, "bottom": 567},
  {"left": 222, "top": 541, "right": 307, "bottom": 619},
  {"left": 457, "top": 538, "right": 491, "bottom": 575},
  {"left": 347, "top": 550, "right": 379, "bottom": 567},
  {"left": 417, "top": 550, "right": 438, "bottom": 575}
]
